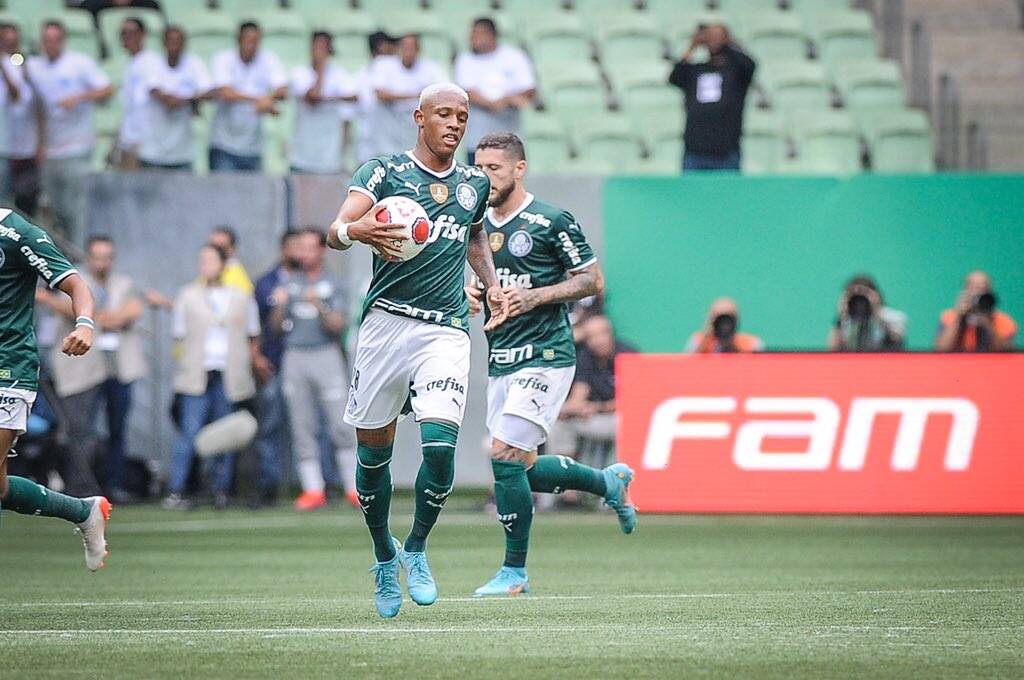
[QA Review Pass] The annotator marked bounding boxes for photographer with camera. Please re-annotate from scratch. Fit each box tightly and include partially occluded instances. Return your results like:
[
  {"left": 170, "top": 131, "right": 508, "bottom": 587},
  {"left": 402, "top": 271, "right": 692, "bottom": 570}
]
[
  {"left": 935, "top": 271, "right": 1016, "bottom": 352},
  {"left": 685, "top": 298, "right": 763, "bottom": 353},
  {"left": 828, "top": 276, "right": 906, "bottom": 352}
]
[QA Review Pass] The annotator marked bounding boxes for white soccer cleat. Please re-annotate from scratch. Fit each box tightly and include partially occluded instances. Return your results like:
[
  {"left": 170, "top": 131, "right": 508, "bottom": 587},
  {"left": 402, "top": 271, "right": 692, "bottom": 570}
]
[{"left": 75, "top": 496, "right": 112, "bottom": 572}]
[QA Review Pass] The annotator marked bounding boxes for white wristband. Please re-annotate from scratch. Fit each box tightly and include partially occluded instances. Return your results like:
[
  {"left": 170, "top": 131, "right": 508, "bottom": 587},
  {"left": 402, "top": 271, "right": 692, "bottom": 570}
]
[
  {"left": 332, "top": 220, "right": 353, "bottom": 247},
  {"left": 75, "top": 316, "right": 95, "bottom": 330}
]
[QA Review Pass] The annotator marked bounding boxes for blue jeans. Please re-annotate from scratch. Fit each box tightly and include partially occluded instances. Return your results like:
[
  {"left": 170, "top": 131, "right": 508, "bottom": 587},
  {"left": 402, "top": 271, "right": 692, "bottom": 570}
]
[
  {"left": 683, "top": 150, "right": 741, "bottom": 171},
  {"left": 209, "top": 147, "right": 262, "bottom": 172},
  {"left": 255, "top": 375, "right": 289, "bottom": 491},
  {"left": 98, "top": 379, "right": 132, "bottom": 491},
  {"left": 168, "top": 372, "right": 234, "bottom": 495}
]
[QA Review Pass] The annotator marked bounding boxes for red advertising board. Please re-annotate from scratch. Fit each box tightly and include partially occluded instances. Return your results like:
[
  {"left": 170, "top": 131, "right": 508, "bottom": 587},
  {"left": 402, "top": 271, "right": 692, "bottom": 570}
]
[{"left": 617, "top": 354, "right": 1024, "bottom": 513}]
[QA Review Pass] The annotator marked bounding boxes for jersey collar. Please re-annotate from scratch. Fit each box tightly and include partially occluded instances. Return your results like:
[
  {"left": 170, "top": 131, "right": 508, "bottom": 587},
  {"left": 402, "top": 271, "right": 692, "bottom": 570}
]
[
  {"left": 487, "top": 192, "right": 534, "bottom": 228},
  {"left": 406, "top": 150, "right": 456, "bottom": 179}
]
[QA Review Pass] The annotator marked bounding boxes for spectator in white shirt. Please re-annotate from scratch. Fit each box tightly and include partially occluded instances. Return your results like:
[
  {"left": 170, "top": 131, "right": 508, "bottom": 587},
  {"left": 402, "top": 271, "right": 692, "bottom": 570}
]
[
  {"left": 139, "top": 26, "right": 211, "bottom": 171},
  {"left": 115, "top": 17, "right": 161, "bottom": 169},
  {"left": 29, "top": 20, "right": 113, "bottom": 243},
  {"left": 370, "top": 33, "right": 447, "bottom": 156},
  {"left": 0, "top": 22, "right": 40, "bottom": 214},
  {"left": 352, "top": 31, "right": 395, "bottom": 164},
  {"left": 290, "top": 32, "right": 356, "bottom": 175},
  {"left": 209, "top": 21, "right": 288, "bottom": 173},
  {"left": 455, "top": 18, "right": 536, "bottom": 164}
]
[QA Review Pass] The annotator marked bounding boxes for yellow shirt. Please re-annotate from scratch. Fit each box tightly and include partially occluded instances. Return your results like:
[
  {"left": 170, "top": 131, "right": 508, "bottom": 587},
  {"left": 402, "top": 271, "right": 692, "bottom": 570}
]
[{"left": 221, "top": 259, "right": 254, "bottom": 295}]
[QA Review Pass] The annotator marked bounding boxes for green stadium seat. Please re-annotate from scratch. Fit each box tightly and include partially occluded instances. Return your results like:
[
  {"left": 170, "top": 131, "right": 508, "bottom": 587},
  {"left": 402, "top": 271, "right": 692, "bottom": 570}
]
[
  {"left": 789, "top": 0, "right": 852, "bottom": 24},
  {"left": 521, "top": 112, "right": 572, "bottom": 173},
  {"left": 738, "top": 12, "right": 807, "bottom": 62},
  {"left": 716, "top": 0, "right": 783, "bottom": 15},
  {"left": 175, "top": 10, "right": 236, "bottom": 64},
  {"left": 861, "top": 108, "right": 934, "bottom": 173},
  {"left": 542, "top": 66, "right": 608, "bottom": 121},
  {"left": 593, "top": 12, "right": 666, "bottom": 63},
  {"left": 161, "top": 0, "right": 211, "bottom": 18},
  {"left": 646, "top": 0, "right": 712, "bottom": 28},
  {"left": 5, "top": 0, "right": 66, "bottom": 32},
  {"left": 249, "top": 10, "right": 308, "bottom": 68},
  {"left": 522, "top": 11, "right": 592, "bottom": 63},
  {"left": 832, "top": 59, "right": 904, "bottom": 111},
  {"left": 644, "top": 132, "right": 683, "bottom": 173},
  {"left": 551, "top": 157, "right": 617, "bottom": 175},
  {"left": 604, "top": 59, "right": 672, "bottom": 99},
  {"left": 261, "top": 98, "right": 294, "bottom": 177},
  {"left": 40, "top": 10, "right": 101, "bottom": 60},
  {"left": 311, "top": 9, "right": 376, "bottom": 67},
  {"left": 790, "top": 108, "right": 862, "bottom": 175},
  {"left": 97, "top": 7, "right": 165, "bottom": 62},
  {"left": 741, "top": 108, "right": 786, "bottom": 174},
  {"left": 572, "top": 0, "right": 640, "bottom": 14},
  {"left": 809, "top": 10, "right": 876, "bottom": 66},
  {"left": 363, "top": 0, "right": 427, "bottom": 27},
  {"left": 383, "top": 11, "right": 456, "bottom": 66},
  {"left": 0, "top": 12, "right": 24, "bottom": 35},
  {"left": 759, "top": 59, "right": 832, "bottom": 112},
  {"left": 216, "top": 0, "right": 285, "bottom": 18},
  {"left": 619, "top": 83, "right": 682, "bottom": 133}
]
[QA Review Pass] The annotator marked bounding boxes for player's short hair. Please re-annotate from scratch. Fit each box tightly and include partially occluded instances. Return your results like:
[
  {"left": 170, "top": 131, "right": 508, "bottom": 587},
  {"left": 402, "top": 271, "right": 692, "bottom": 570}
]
[
  {"left": 476, "top": 133, "right": 526, "bottom": 162},
  {"left": 238, "top": 21, "right": 260, "bottom": 36},
  {"left": 86, "top": 235, "right": 114, "bottom": 252},
  {"left": 42, "top": 20, "right": 66, "bottom": 36},
  {"left": 298, "top": 227, "right": 327, "bottom": 247},
  {"left": 211, "top": 225, "right": 238, "bottom": 248},
  {"left": 122, "top": 17, "right": 145, "bottom": 34},
  {"left": 418, "top": 82, "right": 469, "bottom": 109},
  {"left": 473, "top": 18, "right": 498, "bottom": 36}
]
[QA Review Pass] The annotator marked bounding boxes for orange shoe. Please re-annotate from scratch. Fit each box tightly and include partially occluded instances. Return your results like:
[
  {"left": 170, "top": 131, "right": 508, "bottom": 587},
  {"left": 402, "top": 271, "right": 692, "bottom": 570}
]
[
  {"left": 294, "top": 490, "right": 327, "bottom": 511},
  {"left": 345, "top": 489, "right": 361, "bottom": 509}
]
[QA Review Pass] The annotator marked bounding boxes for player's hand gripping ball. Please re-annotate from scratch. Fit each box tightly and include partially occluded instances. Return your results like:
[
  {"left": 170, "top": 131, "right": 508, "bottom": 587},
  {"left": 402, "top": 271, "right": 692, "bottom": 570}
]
[{"left": 371, "top": 196, "right": 432, "bottom": 262}]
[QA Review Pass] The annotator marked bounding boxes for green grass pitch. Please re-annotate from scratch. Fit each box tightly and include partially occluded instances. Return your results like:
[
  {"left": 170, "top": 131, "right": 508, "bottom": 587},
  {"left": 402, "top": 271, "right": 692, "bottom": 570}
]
[{"left": 2, "top": 503, "right": 1023, "bottom": 679}]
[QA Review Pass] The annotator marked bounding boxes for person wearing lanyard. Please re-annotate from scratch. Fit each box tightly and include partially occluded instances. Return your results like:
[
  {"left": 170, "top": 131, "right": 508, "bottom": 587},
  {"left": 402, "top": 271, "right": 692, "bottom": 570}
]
[{"left": 165, "top": 244, "right": 260, "bottom": 510}]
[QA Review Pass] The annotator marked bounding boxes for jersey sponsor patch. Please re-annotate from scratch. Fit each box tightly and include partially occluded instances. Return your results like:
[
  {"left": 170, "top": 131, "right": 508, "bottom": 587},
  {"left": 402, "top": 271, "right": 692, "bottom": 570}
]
[
  {"left": 489, "top": 232, "right": 504, "bottom": 252},
  {"left": 430, "top": 183, "right": 449, "bottom": 203},
  {"left": 456, "top": 183, "right": 478, "bottom": 211},
  {"left": 508, "top": 230, "right": 534, "bottom": 257}
]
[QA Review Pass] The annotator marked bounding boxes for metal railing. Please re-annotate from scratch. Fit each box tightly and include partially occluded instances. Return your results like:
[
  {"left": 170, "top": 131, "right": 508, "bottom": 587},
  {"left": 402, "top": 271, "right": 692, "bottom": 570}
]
[
  {"left": 966, "top": 121, "right": 989, "bottom": 171},
  {"left": 908, "top": 19, "right": 931, "bottom": 111},
  {"left": 936, "top": 74, "right": 961, "bottom": 169}
]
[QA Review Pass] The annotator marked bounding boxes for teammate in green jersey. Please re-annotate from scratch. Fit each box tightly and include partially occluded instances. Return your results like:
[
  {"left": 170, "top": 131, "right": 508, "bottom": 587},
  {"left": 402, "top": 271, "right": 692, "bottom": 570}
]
[
  {"left": 326, "top": 83, "right": 509, "bottom": 618},
  {"left": 466, "top": 133, "right": 637, "bottom": 597},
  {"left": 0, "top": 208, "right": 111, "bottom": 571}
]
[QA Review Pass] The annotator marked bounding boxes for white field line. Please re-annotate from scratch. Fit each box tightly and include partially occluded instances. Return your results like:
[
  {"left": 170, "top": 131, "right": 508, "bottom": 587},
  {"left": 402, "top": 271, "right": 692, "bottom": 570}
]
[{"left": 2, "top": 627, "right": 584, "bottom": 636}]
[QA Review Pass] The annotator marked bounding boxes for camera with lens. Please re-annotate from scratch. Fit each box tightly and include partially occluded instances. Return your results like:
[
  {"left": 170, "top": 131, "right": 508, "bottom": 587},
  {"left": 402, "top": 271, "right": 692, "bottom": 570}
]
[
  {"left": 843, "top": 284, "right": 875, "bottom": 322},
  {"left": 712, "top": 313, "right": 737, "bottom": 341},
  {"left": 971, "top": 292, "right": 997, "bottom": 315}
]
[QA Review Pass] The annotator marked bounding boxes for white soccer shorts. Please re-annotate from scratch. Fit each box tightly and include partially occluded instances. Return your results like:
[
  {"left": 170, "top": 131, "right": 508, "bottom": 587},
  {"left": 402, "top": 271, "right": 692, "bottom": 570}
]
[
  {"left": 486, "top": 365, "right": 576, "bottom": 447},
  {"left": 0, "top": 387, "right": 37, "bottom": 437},
  {"left": 344, "top": 310, "right": 471, "bottom": 429}
]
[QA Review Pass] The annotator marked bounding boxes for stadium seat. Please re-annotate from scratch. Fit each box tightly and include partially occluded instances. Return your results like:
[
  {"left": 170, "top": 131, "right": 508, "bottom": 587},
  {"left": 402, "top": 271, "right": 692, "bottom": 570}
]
[
  {"left": 551, "top": 157, "right": 617, "bottom": 175},
  {"left": 832, "top": 59, "right": 905, "bottom": 111},
  {"left": 175, "top": 10, "right": 236, "bottom": 64},
  {"left": 790, "top": 108, "right": 862, "bottom": 175},
  {"left": 738, "top": 12, "right": 808, "bottom": 62},
  {"left": 215, "top": 0, "right": 285, "bottom": 19},
  {"left": 41, "top": 10, "right": 101, "bottom": 61},
  {"left": 618, "top": 83, "right": 682, "bottom": 135},
  {"left": 593, "top": 12, "right": 666, "bottom": 63},
  {"left": 740, "top": 108, "right": 786, "bottom": 174},
  {"left": 572, "top": 0, "right": 641, "bottom": 14},
  {"left": 383, "top": 11, "right": 456, "bottom": 67},
  {"left": 247, "top": 10, "right": 308, "bottom": 68},
  {"left": 0, "top": 12, "right": 24, "bottom": 35},
  {"left": 160, "top": 0, "right": 212, "bottom": 19},
  {"left": 645, "top": 0, "right": 713, "bottom": 28},
  {"left": 262, "top": 103, "right": 294, "bottom": 177},
  {"left": 809, "top": 10, "right": 877, "bottom": 66},
  {"left": 4, "top": 0, "right": 66, "bottom": 32},
  {"left": 861, "top": 108, "right": 935, "bottom": 173},
  {"left": 759, "top": 59, "right": 832, "bottom": 112},
  {"left": 716, "top": 0, "right": 783, "bottom": 16},
  {"left": 541, "top": 67, "right": 608, "bottom": 122},
  {"left": 311, "top": 9, "right": 376, "bottom": 67},
  {"left": 522, "top": 11, "right": 592, "bottom": 63},
  {"left": 362, "top": 0, "right": 426, "bottom": 27},
  {"left": 97, "top": 8, "right": 165, "bottom": 62},
  {"left": 521, "top": 110, "right": 573, "bottom": 173},
  {"left": 789, "top": 0, "right": 852, "bottom": 25},
  {"left": 604, "top": 59, "right": 672, "bottom": 101},
  {"left": 640, "top": 131, "right": 683, "bottom": 173}
]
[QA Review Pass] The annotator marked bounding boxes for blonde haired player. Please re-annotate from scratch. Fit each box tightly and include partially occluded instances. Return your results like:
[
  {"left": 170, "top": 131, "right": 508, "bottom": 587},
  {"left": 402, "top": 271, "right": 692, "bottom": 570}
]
[{"left": 326, "top": 83, "right": 509, "bottom": 618}]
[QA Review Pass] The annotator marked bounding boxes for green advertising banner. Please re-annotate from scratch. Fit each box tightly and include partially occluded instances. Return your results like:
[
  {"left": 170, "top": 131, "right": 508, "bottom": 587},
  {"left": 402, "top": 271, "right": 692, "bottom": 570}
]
[{"left": 603, "top": 175, "right": 1024, "bottom": 351}]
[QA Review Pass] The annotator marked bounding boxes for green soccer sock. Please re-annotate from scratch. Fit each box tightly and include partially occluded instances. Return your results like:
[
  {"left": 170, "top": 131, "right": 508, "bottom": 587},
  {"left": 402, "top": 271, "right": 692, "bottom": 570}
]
[
  {"left": 404, "top": 421, "right": 458, "bottom": 553},
  {"left": 2, "top": 476, "right": 92, "bottom": 523},
  {"left": 355, "top": 442, "right": 396, "bottom": 563},
  {"left": 491, "top": 459, "right": 533, "bottom": 568},
  {"left": 527, "top": 455, "right": 607, "bottom": 497}
]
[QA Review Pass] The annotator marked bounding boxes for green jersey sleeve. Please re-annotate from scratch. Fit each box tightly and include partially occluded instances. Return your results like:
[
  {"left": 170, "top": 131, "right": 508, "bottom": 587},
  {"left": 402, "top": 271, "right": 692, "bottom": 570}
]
[
  {"left": 349, "top": 158, "right": 389, "bottom": 202},
  {"left": 11, "top": 213, "right": 77, "bottom": 289},
  {"left": 551, "top": 210, "right": 596, "bottom": 272}
]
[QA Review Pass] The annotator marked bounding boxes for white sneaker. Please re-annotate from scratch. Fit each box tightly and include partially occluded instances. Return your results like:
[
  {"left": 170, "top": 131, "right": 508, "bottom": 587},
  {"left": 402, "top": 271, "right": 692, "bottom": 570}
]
[{"left": 75, "top": 496, "right": 112, "bottom": 572}]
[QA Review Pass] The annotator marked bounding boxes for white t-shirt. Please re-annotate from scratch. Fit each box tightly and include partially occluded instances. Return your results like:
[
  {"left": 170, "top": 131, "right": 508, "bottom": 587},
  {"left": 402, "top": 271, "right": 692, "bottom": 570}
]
[
  {"left": 455, "top": 45, "right": 536, "bottom": 150},
  {"left": 0, "top": 55, "right": 37, "bottom": 159},
  {"left": 28, "top": 51, "right": 112, "bottom": 159},
  {"left": 289, "top": 63, "right": 356, "bottom": 174},
  {"left": 209, "top": 48, "right": 288, "bottom": 157},
  {"left": 138, "top": 53, "right": 211, "bottom": 166},
  {"left": 352, "top": 57, "right": 383, "bottom": 163},
  {"left": 118, "top": 48, "right": 162, "bottom": 148},
  {"left": 172, "top": 287, "right": 260, "bottom": 372},
  {"left": 370, "top": 56, "right": 448, "bottom": 157}
]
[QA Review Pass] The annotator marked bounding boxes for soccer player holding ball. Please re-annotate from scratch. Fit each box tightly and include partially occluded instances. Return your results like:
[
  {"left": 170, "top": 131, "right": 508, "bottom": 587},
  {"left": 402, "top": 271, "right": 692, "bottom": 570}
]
[
  {"left": 326, "top": 83, "right": 509, "bottom": 618},
  {"left": 0, "top": 208, "right": 111, "bottom": 570},
  {"left": 467, "top": 134, "right": 637, "bottom": 597}
]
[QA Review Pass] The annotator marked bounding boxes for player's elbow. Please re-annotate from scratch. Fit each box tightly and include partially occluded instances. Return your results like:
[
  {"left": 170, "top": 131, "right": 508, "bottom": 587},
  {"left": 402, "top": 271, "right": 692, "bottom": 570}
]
[{"left": 590, "top": 268, "right": 606, "bottom": 298}]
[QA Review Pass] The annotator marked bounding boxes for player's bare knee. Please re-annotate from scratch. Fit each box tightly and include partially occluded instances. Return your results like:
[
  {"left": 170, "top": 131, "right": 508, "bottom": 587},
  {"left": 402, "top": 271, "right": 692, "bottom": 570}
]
[
  {"left": 357, "top": 422, "right": 396, "bottom": 448},
  {"left": 490, "top": 440, "right": 532, "bottom": 464}
]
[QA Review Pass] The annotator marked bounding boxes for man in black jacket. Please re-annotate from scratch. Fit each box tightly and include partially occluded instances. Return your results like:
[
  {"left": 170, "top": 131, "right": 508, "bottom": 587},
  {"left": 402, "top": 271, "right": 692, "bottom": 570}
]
[{"left": 668, "top": 23, "right": 756, "bottom": 172}]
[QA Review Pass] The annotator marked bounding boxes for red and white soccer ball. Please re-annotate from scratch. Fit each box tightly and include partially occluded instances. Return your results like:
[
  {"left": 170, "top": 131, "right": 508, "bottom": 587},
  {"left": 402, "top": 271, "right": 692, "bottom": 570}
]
[{"left": 371, "top": 196, "right": 432, "bottom": 262}]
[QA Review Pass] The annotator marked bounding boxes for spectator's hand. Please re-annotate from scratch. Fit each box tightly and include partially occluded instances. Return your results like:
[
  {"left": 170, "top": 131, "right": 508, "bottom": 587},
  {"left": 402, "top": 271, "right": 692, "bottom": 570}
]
[
  {"left": 465, "top": 284, "right": 483, "bottom": 316},
  {"left": 503, "top": 285, "right": 541, "bottom": 318},
  {"left": 144, "top": 289, "right": 173, "bottom": 310},
  {"left": 482, "top": 285, "right": 510, "bottom": 331},
  {"left": 253, "top": 352, "right": 274, "bottom": 385},
  {"left": 271, "top": 287, "right": 289, "bottom": 307},
  {"left": 255, "top": 96, "right": 279, "bottom": 115},
  {"left": 61, "top": 326, "right": 92, "bottom": 356},
  {"left": 58, "top": 94, "right": 82, "bottom": 111},
  {"left": 955, "top": 291, "right": 974, "bottom": 317},
  {"left": 506, "top": 94, "right": 532, "bottom": 110}
]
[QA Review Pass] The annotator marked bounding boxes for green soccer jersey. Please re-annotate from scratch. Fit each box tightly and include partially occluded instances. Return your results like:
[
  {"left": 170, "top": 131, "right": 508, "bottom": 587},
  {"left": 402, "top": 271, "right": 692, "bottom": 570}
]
[
  {"left": 0, "top": 209, "right": 77, "bottom": 391},
  {"left": 349, "top": 151, "right": 491, "bottom": 333},
  {"left": 483, "top": 193, "right": 596, "bottom": 377}
]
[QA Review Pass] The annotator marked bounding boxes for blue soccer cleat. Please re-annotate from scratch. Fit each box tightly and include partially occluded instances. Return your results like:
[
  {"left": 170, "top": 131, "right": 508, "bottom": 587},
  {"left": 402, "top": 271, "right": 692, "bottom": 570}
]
[
  {"left": 473, "top": 566, "right": 530, "bottom": 597},
  {"left": 369, "top": 537, "right": 403, "bottom": 618},
  {"left": 603, "top": 463, "right": 638, "bottom": 535},
  {"left": 399, "top": 546, "right": 438, "bottom": 606}
]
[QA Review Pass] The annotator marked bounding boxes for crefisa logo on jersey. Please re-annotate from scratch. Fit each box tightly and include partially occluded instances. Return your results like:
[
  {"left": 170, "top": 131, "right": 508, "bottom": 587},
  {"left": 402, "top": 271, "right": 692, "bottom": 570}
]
[
  {"left": 508, "top": 230, "right": 533, "bottom": 257},
  {"left": 456, "top": 183, "right": 477, "bottom": 211}
]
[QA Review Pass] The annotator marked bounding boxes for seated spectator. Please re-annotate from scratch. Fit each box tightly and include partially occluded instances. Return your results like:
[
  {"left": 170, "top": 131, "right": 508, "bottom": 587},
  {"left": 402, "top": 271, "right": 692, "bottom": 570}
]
[
  {"left": 289, "top": 32, "right": 357, "bottom": 175},
  {"left": 139, "top": 25, "right": 210, "bottom": 171},
  {"left": 935, "top": 271, "right": 1016, "bottom": 352},
  {"left": 668, "top": 23, "right": 755, "bottom": 172},
  {"left": 209, "top": 21, "right": 287, "bottom": 172},
  {"left": 828, "top": 276, "right": 906, "bottom": 352},
  {"left": 114, "top": 17, "right": 161, "bottom": 169},
  {"left": 208, "top": 226, "right": 253, "bottom": 294},
  {"left": 455, "top": 18, "right": 536, "bottom": 164},
  {"left": 0, "top": 21, "right": 40, "bottom": 215},
  {"left": 370, "top": 33, "right": 447, "bottom": 156},
  {"left": 547, "top": 315, "right": 635, "bottom": 461},
  {"left": 685, "top": 297, "right": 764, "bottom": 353},
  {"left": 164, "top": 245, "right": 260, "bottom": 510}
]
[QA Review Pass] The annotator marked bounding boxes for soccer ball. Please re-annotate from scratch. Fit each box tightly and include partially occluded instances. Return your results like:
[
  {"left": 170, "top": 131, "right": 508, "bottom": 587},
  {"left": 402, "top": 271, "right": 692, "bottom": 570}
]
[{"left": 371, "top": 196, "right": 432, "bottom": 262}]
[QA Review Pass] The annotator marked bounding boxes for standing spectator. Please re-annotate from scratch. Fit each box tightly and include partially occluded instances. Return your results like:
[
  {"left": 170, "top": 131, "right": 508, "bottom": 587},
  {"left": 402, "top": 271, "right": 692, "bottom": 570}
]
[
  {"left": 114, "top": 17, "right": 161, "bottom": 169},
  {"left": 685, "top": 297, "right": 764, "bottom": 353},
  {"left": 0, "top": 22, "right": 40, "bottom": 215},
  {"left": 455, "top": 18, "right": 536, "bottom": 164},
  {"left": 39, "top": 236, "right": 147, "bottom": 504},
  {"left": 29, "top": 21, "right": 114, "bottom": 243},
  {"left": 139, "top": 25, "right": 211, "bottom": 171},
  {"left": 165, "top": 244, "right": 260, "bottom": 510},
  {"left": 208, "top": 226, "right": 253, "bottom": 294},
  {"left": 270, "top": 228, "right": 357, "bottom": 510},
  {"left": 352, "top": 31, "right": 395, "bottom": 163},
  {"left": 289, "top": 32, "right": 356, "bottom": 175},
  {"left": 252, "top": 229, "right": 301, "bottom": 507},
  {"left": 935, "top": 271, "right": 1016, "bottom": 352},
  {"left": 828, "top": 276, "right": 906, "bottom": 352},
  {"left": 547, "top": 315, "right": 635, "bottom": 460},
  {"left": 370, "top": 33, "right": 447, "bottom": 156},
  {"left": 209, "top": 21, "right": 287, "bottom": 172},
  {"left": 669, "top": 23, "right": 755, "bottom": 172}
]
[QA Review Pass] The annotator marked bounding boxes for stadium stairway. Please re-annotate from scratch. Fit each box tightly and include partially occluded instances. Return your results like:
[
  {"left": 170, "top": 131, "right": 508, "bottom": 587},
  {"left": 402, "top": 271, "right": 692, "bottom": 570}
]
[{"left": 901, "top": 0, "right": 1024, "bottom": 169}]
